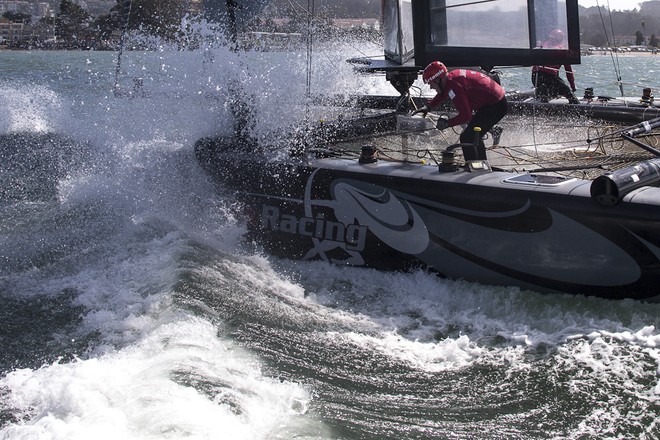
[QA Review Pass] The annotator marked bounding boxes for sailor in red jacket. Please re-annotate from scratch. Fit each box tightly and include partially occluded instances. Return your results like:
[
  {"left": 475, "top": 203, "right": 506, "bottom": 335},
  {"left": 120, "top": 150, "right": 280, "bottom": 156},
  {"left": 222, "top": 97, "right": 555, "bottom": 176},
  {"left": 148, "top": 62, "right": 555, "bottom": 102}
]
[
  {"left": 413, "top": 61, "right": 508, "bottom": 155},
  {"left": 532, "top": 29, "right": 579, "bottom": 104}
]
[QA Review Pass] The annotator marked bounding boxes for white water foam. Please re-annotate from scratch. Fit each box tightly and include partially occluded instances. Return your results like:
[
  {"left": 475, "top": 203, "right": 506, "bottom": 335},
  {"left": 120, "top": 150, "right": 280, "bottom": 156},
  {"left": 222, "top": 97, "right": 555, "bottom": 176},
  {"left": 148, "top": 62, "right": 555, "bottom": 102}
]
[
  {"left": 0, "top": 317, "right": 318, "bottom": 440},
  {"left": 297, "top": 261, "right": 660, "bottom": 374},
  {"left": 0, "top": 83, "right": 64, "bottom": 133},
  {"left": 0, "top": 38, "right": 362, "bottom": 437}
]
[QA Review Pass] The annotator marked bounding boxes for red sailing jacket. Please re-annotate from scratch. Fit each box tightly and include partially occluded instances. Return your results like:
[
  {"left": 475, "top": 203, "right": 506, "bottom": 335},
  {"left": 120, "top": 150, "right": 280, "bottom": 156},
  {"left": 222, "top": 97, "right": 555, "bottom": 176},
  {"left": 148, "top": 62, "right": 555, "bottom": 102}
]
[
  {"left": 532, "top": 64, "right": 576, "bottom": 90},
  {"left": 428, "top": 69, "right": 505, "bottom": 127},
  {"left": 532, "top": 39, "right": 576, "bottom": 90}
]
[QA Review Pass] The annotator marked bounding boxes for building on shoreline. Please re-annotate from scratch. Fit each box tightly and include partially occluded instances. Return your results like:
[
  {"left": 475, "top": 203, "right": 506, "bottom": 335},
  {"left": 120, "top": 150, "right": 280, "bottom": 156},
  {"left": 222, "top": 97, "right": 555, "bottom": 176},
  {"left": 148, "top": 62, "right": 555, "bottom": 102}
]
[{"left": 0, "top": 0, "right": 51, "bottom": 18}]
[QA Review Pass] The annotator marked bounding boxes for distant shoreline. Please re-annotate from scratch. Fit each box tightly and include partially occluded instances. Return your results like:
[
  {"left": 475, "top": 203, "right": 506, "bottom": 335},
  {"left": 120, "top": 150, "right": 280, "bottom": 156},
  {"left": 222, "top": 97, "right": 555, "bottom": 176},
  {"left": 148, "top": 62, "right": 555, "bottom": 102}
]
[
  {"left": 587, "top": 51, "right": 659, "bottom": 57},
  {"left": 1, "top": 45, "right": 659, "bottom": 58}
]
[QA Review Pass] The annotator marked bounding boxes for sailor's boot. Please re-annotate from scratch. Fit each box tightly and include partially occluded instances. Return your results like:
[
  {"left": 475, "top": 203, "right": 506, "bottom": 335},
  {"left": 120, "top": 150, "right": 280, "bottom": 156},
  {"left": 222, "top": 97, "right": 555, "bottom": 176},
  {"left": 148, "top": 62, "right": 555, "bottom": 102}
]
[{"left": 490, "top": 125, "right": 503, "bottom": 146}]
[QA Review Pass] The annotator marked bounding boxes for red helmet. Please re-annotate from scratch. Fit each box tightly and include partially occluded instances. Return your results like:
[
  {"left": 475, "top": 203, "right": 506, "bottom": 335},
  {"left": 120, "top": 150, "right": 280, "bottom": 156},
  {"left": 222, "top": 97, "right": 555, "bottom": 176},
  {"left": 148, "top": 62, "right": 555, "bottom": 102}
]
[
  {"left": 549, "top": 29, "right": 564, "bottom": 41},
  {"left": 422, "top": 61, "right": 448, "bottom": 84}
]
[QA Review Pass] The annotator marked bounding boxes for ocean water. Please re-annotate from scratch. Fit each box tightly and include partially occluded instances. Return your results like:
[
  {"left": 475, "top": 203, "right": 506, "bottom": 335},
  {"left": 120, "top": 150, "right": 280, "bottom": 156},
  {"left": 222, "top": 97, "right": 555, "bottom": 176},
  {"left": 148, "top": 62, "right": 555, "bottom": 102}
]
[
  {"left": 498, "top": 52, "right": 660, "bottom": 99},
  {"left": 1, "top": 42, "right": 660, "bottom": 440}
]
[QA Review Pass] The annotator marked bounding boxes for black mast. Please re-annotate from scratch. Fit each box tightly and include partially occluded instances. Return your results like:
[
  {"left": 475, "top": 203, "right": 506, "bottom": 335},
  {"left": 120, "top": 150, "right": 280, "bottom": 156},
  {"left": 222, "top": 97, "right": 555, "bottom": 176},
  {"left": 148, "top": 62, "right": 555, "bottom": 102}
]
[{"left": 226, "top": 0, "right": 256, "bottom": 145}]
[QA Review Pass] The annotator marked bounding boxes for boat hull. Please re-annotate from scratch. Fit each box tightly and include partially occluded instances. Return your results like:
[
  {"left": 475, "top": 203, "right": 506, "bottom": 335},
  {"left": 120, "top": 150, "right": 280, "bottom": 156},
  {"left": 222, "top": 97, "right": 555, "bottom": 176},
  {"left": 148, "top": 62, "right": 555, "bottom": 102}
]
[{"left": 196, "top": 138, "right": 660, "bottom": 301}]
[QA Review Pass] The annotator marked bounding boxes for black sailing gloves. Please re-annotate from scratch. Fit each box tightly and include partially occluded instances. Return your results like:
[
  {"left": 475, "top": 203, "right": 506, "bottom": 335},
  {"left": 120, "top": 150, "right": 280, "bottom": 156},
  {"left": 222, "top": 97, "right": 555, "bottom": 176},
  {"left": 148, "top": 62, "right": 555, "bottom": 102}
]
[
  {"left": 412, "top": 105, "right": 430, "bottom": 118},
  {"left": 436, "top": 115, "right": 449, "bottom": 131},
  {"left": 412, "top": 105, "right": 449, "bottom": 131}
]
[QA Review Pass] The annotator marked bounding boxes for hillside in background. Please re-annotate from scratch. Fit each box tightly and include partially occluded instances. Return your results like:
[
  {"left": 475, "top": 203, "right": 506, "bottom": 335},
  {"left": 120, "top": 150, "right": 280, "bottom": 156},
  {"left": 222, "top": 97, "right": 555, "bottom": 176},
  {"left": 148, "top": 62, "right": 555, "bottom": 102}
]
[
  {"left": 265, "top": 0, "right": 660, "bottom": 45},
  {"left": 580, "top": 2, "right": 660, "bottom": 45}
]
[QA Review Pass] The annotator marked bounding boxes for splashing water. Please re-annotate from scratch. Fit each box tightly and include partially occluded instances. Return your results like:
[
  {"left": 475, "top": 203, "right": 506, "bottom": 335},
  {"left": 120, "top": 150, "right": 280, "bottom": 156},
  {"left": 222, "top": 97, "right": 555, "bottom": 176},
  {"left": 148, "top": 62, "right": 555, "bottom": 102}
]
[{"left": 1, "top": 26, "right": 659, "bottom": 439}]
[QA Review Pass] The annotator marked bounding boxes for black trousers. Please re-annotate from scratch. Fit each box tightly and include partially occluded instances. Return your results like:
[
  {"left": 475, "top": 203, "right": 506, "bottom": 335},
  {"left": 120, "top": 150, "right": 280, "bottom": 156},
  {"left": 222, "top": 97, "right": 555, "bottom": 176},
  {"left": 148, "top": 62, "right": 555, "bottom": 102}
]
[
  {"left": 460, "top": 97, "right": 508, "bottom": 160},
  {"left": 532, "top": 71, "right": 578, "bottom": 103}
]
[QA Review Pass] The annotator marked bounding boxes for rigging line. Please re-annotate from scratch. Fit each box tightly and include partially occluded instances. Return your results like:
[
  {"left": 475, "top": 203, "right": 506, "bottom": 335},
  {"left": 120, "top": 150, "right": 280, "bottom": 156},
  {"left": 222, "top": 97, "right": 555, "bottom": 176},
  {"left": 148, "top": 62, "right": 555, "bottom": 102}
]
[
  {"left": 283, "top": 0, "right": 310, "bottom": 16},
  {"left": 606, "top": 0, "right": 624, "bottom": 97},
  {"left": 530, "top": 69, "right": 540, "bottom": 157},
  {"left": 305, "top": 0, "right": 314, "bottom": 118},
  {"left": 596, "top": 0, "right": 624, "bottom": 96},
  {"left": 278, "top": 0, "right": 325, "bottom": 124},
  {"left": 280, "top": 0, "right": 346, "bottom": 74},
  {"left": 113, "top": 0, "right": 133, "bottom": 97},
  {"left": 284, "top": 0, "right": 380, "bottom": 57},
  {"left": 435, "top": 0, "right": 498, "bottom": 10},
  {"left": 331, "top": 126, "right": 437, "bottom": 147}
]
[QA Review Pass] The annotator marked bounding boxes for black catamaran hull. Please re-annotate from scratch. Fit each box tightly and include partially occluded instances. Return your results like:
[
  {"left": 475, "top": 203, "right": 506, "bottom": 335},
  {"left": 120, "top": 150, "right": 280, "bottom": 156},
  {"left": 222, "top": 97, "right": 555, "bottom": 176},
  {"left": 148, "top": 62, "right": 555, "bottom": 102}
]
[
  {"left": 315, "top": 93, "right": 660, "bottom": 125},
  {"left": 197, "top": 139, "right": 660, "bottom": 302},
  {"left": 510, "top": 99, "right": 660, "bottom": 124}
]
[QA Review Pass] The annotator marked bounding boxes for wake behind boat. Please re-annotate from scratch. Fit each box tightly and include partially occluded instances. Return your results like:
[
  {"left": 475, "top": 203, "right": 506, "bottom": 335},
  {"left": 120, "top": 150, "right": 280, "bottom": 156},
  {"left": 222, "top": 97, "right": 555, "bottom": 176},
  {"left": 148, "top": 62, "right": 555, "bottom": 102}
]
[{"left": 196, "top": 0, "right": 660, "bottom": 301}]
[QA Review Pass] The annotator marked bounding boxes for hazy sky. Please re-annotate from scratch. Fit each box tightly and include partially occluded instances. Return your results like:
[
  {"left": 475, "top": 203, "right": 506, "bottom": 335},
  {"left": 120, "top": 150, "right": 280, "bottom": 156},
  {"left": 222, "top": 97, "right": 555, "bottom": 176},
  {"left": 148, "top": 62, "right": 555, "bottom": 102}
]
[{"left": 578, "top": 0, "right": 641, "bottom": 11}]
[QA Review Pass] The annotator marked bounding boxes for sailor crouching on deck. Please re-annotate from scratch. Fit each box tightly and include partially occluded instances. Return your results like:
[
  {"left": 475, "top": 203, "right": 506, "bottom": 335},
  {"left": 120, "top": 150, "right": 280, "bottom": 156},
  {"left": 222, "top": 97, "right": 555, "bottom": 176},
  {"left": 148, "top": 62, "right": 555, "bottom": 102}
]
[
  {"left": 412, "top": 61, "right": 508, "bottom": 156},
  {"left": 531, "top": 29, "right": 579, "bottom": 104}
]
